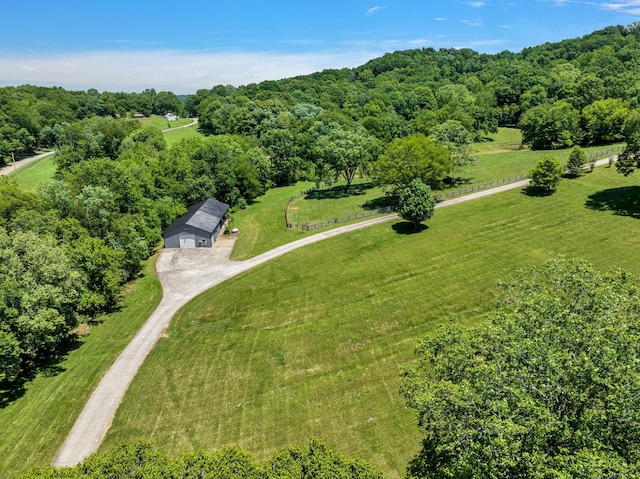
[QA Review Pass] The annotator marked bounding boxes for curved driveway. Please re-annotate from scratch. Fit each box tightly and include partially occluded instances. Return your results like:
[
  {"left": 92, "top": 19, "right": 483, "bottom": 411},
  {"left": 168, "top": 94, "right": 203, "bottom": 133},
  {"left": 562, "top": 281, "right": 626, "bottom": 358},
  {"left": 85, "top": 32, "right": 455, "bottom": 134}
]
[{"left": 53, "top": 157, "right": 616, "bottom": 467}]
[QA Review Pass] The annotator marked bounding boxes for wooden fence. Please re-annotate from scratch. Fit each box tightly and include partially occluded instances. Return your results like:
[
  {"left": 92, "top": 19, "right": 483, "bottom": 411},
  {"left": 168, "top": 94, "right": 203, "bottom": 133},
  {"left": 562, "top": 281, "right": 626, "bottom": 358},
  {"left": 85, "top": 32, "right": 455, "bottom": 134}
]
[
  {"left": 288, "top": 146, "right": 624, "bottom": 231},
  {"left": 285, "top": 186, "right": 318, "bottom": 229},
  {"left": 301, "top": 205, "right": 396, "bottom": 231}
]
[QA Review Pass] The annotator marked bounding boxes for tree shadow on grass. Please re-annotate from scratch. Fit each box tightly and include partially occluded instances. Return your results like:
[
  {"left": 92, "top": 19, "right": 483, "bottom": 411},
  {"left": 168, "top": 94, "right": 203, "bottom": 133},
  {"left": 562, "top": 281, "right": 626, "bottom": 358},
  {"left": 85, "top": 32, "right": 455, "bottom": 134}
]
[
  {"left": 0, "top": 334, "right": 82, "bottom": 409},
  {"left": 362, "top": 195, "right": 396, "bottom": 210},
  {"left": 522, "top": 185, "right": 554, "bottom": 197},
  {"left": 585, "top": 186, "right": 640, "bottom": 219},
  {"left": 442, "top": 176, "right": 472, "bottom": 188},
  {"left": 392, "top": 222, "right": 429, "bottom": 235},
  {"left": 305, "top": 182, "right": 373, "bottom": 200}
]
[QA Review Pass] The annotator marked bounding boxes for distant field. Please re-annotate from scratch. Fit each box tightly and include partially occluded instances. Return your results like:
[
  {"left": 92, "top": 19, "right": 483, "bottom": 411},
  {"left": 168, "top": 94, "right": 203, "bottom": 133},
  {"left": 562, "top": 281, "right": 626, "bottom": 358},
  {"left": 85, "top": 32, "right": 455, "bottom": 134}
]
[
  {"left": 0, "top": 256, "right": 162, "bottom": 479},
  {"left": 103, "top": 166, "right": 640, "bottom": 478},
  {"left": 163, "top": 125, "right": 205, "bottom": 145},
  {"left": 475, "top": 127, "right": 524, "bottom": 154},
  {"left": 135, "top": 114, "right": 194, "bottom": 130},
  {"left": 10, "top": 154, "right": 57, "bottom": 190},
  {"left": 462, "top": 141, "right": 623, "bottom": 186}
]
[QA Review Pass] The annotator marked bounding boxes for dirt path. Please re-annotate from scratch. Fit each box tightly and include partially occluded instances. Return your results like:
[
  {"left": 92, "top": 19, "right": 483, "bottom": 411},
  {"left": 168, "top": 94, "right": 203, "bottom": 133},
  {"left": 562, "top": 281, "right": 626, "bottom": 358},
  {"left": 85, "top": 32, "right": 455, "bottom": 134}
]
[
  {"left": 161, "top": 117, "right": 198, "bottom": 132},
  {"left": 0, "top": 151, "right": 55, "bottom": 176},
  {"left": 53, "top": 156, "right": 617, "bottom": 467}
]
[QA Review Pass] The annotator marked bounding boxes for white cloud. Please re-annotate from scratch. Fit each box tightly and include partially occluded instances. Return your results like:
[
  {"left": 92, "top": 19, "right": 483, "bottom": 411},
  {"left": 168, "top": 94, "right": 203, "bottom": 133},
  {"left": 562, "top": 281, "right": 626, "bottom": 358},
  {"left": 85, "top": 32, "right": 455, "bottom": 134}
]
[
  {"left": 366, "top": 6, "right": 383, "bottom": 15},
  {"left": 468, "top": 1, "right": 487, "bottom": 6},
  {"left": 461, "top": 19, "right": 485, "bottom": 26},
  {"left": 408, "top": 38, "right": 431, "bottom": 46},
  {"left": 434, "top": 17, "right": 448, "bottom": 20},
  {"left": 601, "top": 0, "right": 640, "bottom": 13},
  {"left": 0, "top": 49, "right": 381, "bottom": 94}
]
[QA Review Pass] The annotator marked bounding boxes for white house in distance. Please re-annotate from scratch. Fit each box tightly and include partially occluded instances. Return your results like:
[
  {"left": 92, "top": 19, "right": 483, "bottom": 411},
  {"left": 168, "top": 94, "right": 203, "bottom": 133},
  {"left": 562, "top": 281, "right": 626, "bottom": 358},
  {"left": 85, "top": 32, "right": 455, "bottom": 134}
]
[
  {"left": 163, "top": 199, "right": 229, "bottom": 248},
  {"left": 163, "top": 113, "right": 179, "bottom": 121}
]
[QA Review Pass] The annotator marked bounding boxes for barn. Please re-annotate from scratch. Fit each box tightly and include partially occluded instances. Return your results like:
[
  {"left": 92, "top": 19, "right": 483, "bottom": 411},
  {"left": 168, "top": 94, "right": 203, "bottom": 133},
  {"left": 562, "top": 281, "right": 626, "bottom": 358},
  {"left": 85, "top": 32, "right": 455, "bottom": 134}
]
[{"left": 163, "top": 199, "right": 229, "bottom": 248}]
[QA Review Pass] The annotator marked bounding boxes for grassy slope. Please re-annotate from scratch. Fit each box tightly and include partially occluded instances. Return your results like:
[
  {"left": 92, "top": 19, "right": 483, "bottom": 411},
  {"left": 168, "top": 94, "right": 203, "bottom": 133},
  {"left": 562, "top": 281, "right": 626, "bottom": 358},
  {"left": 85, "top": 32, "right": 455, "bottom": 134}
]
[
  {"left": 136, "top": 114, "right": 193, "bottom": 130},
  {"left": 102, "top": 166, "right": 640, "bottom": 478},
  {"left": 229, "top": 182, "right": 315, "bottom": 260},
  {"left": 9, "top": 155, "right": 57, "bottom": 191},
  {"left": 163, "top": 125, "right": 204, "bottom": 146},
  {"left": 0, "top": 256, "right": 162, "bottom": 479}
]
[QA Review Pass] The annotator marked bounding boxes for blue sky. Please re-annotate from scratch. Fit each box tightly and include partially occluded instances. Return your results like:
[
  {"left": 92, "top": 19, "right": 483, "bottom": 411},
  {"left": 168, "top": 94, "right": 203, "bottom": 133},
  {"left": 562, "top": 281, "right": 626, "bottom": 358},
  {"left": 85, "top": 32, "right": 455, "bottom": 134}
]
[{"left": 1, "top": 0, "right": 640, "bottom": 94}]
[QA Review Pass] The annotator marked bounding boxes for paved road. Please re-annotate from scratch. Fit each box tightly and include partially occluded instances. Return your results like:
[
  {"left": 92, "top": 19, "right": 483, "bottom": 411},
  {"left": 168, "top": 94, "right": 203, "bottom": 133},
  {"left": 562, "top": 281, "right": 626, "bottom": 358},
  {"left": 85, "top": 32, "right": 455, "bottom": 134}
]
[
  {"left": 53, "top": 156, "right": 617, "bottom": 467},
  {"left": 0, "top": 151, "right": 55, "bottom": 176}
]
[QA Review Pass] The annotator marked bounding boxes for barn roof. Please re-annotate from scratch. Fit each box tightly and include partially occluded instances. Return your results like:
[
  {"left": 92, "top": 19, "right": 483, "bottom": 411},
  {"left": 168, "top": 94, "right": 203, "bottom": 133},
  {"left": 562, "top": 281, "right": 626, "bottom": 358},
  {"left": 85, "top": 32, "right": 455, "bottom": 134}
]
[{"left": 163, "top": 199, "right": 229, "bottom": 237}]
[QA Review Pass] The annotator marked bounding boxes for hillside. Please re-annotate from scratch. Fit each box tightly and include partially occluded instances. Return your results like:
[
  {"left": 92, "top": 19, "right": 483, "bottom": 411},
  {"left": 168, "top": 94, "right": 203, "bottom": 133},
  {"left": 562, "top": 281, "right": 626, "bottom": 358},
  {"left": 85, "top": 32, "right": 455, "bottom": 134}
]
[{"left": 3, "top": 23, "right": 640, "bottom": 478}]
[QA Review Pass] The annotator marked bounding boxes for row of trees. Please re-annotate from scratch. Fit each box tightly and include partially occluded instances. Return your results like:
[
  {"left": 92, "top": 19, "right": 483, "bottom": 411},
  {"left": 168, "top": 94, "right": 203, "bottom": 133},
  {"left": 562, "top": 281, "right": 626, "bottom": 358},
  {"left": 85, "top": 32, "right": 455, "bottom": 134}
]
[{"left": 22, "top": 441, "right": 383, "bottom": 478}]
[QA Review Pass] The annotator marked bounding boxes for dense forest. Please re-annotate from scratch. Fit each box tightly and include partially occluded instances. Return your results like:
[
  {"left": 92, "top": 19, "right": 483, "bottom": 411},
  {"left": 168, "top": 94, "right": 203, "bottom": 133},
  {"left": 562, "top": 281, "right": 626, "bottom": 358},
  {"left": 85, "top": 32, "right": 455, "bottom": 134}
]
[{"left": 2, "top": 24, "right": 640, "bottom": 391}]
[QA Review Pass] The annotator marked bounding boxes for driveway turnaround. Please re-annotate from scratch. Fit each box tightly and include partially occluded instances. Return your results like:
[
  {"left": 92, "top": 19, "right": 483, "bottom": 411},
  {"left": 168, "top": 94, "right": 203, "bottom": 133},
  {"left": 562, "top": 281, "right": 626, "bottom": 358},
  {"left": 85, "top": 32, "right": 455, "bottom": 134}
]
[{"left": 53, "top": 157, "right": 617, "bottom": 467}]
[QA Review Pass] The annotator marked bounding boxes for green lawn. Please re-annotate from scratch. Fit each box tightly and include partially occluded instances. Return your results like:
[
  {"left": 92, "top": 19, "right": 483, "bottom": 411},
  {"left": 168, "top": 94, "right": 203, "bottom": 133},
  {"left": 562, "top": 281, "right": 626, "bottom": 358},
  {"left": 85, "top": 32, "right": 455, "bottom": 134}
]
[
  {"left": 135, "top": 114, "right": 193, "bottom": 130},
  {"left": 461, "top": 142, "right": 623, "bottom": 186},
  {"left": 163, "top": 125, "right": 205, "bottom": 146},
  {"left": 229, "top": 182, "right": 315, "bottom": 260},
  {"left": 475, "top": 127, "right": 524, "bottom": 154},
  {"left": 287, "top": 177, "right": 393, "bottom": 228},
  {"left": 0, "top": 256, "right": 162, "bottom": 479},
  {"left": 102, "top": 166, "right": 640, "bottom": 478},
  {"left": 10, "top": 154, "right": 57, "bottom": 191},
  {"left": 284, "top": 132, "right": 624, "bottom": 233}
]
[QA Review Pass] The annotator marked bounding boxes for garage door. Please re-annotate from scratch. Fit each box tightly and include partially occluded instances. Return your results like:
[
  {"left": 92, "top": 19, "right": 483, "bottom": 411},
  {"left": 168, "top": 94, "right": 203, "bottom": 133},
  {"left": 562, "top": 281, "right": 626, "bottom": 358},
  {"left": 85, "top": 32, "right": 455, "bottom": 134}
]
[{"left": 179, "top": 234, "right": 196, "bottom": 248}]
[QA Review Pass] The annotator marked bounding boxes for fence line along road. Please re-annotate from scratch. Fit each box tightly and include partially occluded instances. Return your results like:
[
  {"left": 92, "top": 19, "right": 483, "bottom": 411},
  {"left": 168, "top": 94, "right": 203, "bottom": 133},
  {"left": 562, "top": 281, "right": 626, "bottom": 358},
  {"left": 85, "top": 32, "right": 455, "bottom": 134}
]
[{"left": 296, "top": 145, "right": 624, "bottom": 232}]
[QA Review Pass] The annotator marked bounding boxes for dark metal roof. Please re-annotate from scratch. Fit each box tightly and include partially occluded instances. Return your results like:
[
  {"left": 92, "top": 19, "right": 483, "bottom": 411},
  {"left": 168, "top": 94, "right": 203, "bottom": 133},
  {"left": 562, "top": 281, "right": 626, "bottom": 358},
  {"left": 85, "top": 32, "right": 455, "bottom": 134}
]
[{"left": 163, "top": 199, "right": 229, "bottom": 237}]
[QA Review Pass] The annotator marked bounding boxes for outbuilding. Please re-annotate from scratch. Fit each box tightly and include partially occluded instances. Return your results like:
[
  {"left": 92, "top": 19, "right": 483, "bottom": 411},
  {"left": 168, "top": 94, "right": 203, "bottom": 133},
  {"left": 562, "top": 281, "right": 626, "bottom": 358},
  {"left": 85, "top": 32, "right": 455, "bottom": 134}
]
[{"left": 163, "top": 199, "right": 229, "bottom": 248}]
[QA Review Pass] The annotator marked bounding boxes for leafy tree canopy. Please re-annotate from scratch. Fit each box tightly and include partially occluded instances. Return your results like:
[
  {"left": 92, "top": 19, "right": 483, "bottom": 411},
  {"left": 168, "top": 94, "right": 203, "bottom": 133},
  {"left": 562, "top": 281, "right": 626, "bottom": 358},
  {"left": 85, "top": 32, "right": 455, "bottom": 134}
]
[
  {"left": 398, "top": 178, "right": 436, "bottom": 229},
  {"left": 528, "top": 155, "right": 563, "bottom": 193},
  {"left": 21, "top": 441, "right": 383, "bottom": 479},
  {"left": 402, "top": 258, "right": 640, "bottom": 479},
  {"left": 372, "top": 135, "right": 453, "bottom": 193}
]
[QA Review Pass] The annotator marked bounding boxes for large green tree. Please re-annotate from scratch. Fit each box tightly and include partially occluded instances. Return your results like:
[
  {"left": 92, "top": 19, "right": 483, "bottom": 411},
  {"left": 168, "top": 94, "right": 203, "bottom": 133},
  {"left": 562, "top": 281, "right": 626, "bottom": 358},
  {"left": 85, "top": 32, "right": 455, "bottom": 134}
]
[
  {"left": 372, "top": 135, "right": 453, "bottom": 193},
  {"left": 402, "top": 258, "right": 640, "bottom": 479},
  {"left": 398, "top": 178, "right": 436, "bottom": 230},
  {"left": 616, "top": 111, "right": 640, "bottom": 176},
  {"left": 314, "top": 125, "right": 379, "bottom": 192},
  {"left": 528, "top": 155, "right": 563, "bottom": 194},
  {"left": 520, "top": 100, "right": 582, "bottom": 149}
]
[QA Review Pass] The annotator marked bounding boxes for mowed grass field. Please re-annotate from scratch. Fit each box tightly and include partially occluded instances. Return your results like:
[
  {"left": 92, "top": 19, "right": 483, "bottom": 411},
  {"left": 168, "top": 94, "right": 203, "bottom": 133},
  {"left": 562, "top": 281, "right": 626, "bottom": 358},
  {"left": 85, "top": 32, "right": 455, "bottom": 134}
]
[
  {"left": 234, "top": 130, "right": 624, "bottom": 259},
  {"left": 163, "top": 125, "right": 205, "bottom": 145},
  {"left": 0, "top": 257, "right": 162, "bottom": 479},
  {"left": 102, "top": 166, "right": 640, "bottom": 478},
  {"left": 135, "top": 114, "right": 194, "bottom": 130},
  {"left": 9, "top": 154, "right": 57, "bottom": 191}
]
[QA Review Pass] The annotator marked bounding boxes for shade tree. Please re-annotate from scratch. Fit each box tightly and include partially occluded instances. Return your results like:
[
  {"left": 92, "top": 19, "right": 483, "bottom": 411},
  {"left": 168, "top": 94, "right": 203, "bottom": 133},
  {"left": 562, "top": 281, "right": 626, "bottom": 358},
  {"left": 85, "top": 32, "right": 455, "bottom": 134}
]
[
  {"left": 402, "top": 258, "right": 640, "bottom": 479},
  {"left": 528, "top": 155, "right": 563, "bottom": 193},
  {"left": 398, "top": 178, "right": 436, "bottom": 229},
  {"left": 313, "top": 125, "right": 379, "bottom": 193},
  {"left": 372, "top": 135, "right": 453, "bottom": 194}
]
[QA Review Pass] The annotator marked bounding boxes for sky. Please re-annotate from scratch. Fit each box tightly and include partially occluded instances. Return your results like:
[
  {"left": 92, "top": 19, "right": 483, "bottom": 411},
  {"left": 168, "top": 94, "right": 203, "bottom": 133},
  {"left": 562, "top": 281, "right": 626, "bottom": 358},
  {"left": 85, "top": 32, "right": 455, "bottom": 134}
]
[{"left": 1, "top": 0, "right": 640, "bottom": 94}]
